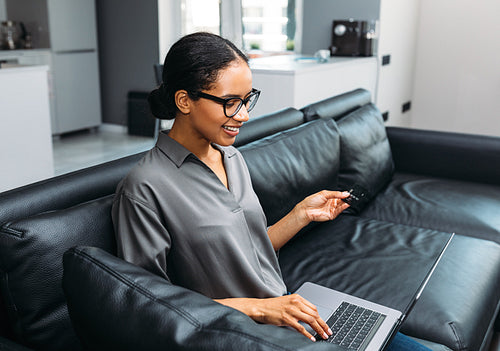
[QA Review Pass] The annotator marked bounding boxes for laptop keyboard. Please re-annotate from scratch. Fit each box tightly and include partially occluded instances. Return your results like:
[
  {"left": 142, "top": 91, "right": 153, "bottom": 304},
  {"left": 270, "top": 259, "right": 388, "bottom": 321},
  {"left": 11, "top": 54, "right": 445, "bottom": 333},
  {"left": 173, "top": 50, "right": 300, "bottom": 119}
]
[{"left": 317, "top": 301, "right": 386, "bottom": 351}]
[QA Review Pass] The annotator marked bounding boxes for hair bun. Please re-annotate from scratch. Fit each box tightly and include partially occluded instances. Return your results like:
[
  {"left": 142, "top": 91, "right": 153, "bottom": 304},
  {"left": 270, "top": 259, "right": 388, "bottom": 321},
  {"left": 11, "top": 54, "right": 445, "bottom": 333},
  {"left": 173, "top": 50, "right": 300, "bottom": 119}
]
[{"left": 148, "top": 86, "right": 174, "bottom": 120}]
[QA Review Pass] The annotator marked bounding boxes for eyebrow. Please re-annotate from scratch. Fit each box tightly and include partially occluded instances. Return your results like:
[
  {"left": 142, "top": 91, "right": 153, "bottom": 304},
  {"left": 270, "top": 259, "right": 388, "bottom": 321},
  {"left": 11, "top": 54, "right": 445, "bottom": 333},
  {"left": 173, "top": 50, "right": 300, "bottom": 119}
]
[{"left": 221, "top": 90, "right": 253, "bottom": 99}]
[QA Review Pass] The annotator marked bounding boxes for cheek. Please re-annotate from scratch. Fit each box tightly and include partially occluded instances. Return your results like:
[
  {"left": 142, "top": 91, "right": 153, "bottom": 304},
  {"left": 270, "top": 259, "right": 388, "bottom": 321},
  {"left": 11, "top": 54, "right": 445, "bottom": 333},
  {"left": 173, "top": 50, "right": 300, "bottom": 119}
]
[{"left": 191, "top": 101, "right": 226, "bottom": 125}]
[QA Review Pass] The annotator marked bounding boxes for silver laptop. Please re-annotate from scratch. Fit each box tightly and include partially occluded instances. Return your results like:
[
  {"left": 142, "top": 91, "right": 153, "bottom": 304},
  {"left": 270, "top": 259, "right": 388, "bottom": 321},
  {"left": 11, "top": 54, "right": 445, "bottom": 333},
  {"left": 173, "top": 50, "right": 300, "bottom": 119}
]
[{"left": 295, "top": 233, "right": 454, "bottom": 351}]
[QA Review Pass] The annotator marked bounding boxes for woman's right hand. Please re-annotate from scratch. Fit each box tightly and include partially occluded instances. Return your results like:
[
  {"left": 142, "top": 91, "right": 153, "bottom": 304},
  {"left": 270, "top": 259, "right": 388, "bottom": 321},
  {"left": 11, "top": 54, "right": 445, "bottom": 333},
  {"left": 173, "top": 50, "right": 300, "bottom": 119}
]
[{"left": 215, "top": 294, "right": 332, "bottom": 341}]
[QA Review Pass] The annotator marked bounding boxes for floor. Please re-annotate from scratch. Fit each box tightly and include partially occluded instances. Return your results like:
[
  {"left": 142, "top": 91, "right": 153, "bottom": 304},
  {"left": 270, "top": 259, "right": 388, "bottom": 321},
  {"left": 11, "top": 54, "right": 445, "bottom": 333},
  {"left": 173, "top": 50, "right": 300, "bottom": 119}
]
[{"left": 52, "top": 128, "right": 156, "bottom": 176}]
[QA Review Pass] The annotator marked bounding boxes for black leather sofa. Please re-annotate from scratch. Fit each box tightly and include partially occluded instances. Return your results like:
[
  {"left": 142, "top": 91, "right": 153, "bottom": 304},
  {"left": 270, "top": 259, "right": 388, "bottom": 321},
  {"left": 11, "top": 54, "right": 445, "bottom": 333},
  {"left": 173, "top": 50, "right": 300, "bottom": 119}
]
[{"left": 1, "top": 89, "right": 499, "bottom": 351}]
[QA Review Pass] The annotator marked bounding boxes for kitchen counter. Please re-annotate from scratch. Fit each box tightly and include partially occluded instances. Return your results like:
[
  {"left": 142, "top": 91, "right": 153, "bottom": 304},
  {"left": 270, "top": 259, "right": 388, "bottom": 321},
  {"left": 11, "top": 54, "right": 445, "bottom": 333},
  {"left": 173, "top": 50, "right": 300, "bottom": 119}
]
[
  {"left": 0, "top": 64, "right": 54, "bottom": 192},
  {"left": 250, "top": 54, "right": 376, "bottom": 74},
  {"left": 0, "top": 49, "right": 51, "bottom": 62},
  {"left": 249, "top": 54, "right": 378, "bottom": 117}
]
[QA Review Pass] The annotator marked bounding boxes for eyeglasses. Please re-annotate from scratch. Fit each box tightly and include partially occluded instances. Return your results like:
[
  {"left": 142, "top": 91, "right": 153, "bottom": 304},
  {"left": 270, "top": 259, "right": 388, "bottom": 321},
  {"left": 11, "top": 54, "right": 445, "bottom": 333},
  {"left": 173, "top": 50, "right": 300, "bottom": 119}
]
[{"left": 195, "top": 88, "right": 261, "bottom": 118}]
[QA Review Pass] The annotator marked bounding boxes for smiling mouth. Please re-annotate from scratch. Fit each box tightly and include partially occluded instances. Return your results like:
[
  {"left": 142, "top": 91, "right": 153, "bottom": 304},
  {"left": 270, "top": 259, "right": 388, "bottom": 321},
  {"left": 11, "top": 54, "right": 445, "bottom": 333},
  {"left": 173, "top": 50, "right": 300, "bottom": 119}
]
[{"left": 223, "top": 126, "right": 239, "bottom": 132}]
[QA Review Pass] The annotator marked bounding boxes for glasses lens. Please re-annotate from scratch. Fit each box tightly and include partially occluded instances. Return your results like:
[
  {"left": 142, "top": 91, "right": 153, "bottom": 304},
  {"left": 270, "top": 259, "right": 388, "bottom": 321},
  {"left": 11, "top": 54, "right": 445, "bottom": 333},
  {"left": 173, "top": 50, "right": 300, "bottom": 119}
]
[
  {"left": 224, "top": 98, "right": 243, "bottom": 117},
  {"left": 246, "top": 91, "right": 260, "bottom": 112}
]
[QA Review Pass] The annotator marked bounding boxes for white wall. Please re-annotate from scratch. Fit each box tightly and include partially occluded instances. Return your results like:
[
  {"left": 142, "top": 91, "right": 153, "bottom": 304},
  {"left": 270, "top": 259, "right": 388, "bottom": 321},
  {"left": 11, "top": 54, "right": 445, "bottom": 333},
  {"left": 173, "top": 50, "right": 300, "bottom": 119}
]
[
  {"left": 376, "top": 0, "right": 420, "bottom": 128},
  {"left": 412, "top": 0, "right": 500, "bottom": 136}
]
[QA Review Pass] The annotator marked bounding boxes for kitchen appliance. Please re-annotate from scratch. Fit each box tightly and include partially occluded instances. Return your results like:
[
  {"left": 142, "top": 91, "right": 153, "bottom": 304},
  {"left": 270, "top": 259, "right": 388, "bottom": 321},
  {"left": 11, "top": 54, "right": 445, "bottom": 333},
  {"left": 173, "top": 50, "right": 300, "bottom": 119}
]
[
  {"left": 1, "top": 21, "right": 19, "bottom": 50},
  {"left": 330, "top": 19, "right": 376, "bottom": 57}
]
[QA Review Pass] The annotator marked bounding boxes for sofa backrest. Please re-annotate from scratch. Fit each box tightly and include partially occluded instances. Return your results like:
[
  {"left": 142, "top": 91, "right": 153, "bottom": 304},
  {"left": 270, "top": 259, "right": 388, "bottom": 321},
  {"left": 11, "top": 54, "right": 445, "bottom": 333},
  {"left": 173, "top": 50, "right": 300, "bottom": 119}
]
[
  {"left": 239, "top": 118, "right": 341, "bottom": 225},
  {"left": 233, "top": 107, "right": 305, "bottom": 147},
  {"left": 0, "top": 152, "right": 145, "bottom": 226},
  {"left": 301, "top": 88, "right": 372, "bottom": 122}
]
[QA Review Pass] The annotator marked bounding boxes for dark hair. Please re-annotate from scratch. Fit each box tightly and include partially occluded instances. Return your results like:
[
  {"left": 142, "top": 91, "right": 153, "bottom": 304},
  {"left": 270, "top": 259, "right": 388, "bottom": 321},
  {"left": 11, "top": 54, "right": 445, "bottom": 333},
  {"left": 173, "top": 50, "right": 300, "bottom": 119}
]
[{"left": 148, "top": 32, "right": 249, "bottom": 120}]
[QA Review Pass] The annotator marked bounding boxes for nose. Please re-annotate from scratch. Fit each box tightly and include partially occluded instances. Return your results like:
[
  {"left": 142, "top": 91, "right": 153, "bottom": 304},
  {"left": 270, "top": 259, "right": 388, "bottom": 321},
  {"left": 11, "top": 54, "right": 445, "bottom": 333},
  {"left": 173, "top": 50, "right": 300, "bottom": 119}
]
[{"left": 233, "top": 104, "right": 250, "bottom": 122}]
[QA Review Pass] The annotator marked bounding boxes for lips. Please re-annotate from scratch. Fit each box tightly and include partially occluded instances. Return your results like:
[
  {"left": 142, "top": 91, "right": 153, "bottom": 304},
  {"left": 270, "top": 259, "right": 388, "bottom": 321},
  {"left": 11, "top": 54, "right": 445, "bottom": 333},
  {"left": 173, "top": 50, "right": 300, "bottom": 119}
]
[{"left": 223, "top": 125, "right": 239, "bottom": 132}]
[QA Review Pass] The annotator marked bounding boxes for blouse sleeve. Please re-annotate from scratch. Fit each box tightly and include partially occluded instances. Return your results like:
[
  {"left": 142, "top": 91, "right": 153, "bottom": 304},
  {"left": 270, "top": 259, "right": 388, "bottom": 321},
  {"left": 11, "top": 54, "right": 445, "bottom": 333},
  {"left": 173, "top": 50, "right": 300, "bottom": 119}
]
[{"left": 111, "top": 191, "right": 172, "bottom": 281}]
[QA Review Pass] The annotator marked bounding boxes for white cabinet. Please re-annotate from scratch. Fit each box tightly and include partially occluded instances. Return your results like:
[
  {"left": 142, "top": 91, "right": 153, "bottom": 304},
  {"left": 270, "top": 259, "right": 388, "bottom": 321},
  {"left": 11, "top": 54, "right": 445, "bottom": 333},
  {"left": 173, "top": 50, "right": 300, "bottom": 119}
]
[
  {"left": 0, "top": 50, "right": 57, "bottom": 129},
  {"left": 0, "top": 66, "right": 54, "bottom": 191},
  {"left": 249, "top": 55, "right": 378, "bottom": 118},
  {"left": 47, "top": 0, "right": 97, "bottom": 51},
  {"left": 52, "top": 51, "right": 101, "bottom": 133},
  {"left": 4, "top": 0, "right": 101, "bottom": 135}
]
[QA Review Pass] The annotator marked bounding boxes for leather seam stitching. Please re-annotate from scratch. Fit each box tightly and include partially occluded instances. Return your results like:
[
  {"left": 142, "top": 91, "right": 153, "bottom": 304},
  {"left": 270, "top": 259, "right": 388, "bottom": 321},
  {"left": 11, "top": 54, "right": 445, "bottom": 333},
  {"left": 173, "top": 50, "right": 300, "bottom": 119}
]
[
  {"left": 0, "top": 226, "right": 24, "bottom": 238},
  {"left": 448, "top": 321, "right": 465, "bottom": 351}
]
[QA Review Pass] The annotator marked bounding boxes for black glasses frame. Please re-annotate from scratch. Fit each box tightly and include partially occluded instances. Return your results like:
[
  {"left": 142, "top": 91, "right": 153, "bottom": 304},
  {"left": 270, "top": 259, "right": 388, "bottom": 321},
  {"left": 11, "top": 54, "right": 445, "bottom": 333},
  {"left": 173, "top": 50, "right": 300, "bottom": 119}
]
[{"left": 195, "top": 88, "right": 261, "bottom": 118}]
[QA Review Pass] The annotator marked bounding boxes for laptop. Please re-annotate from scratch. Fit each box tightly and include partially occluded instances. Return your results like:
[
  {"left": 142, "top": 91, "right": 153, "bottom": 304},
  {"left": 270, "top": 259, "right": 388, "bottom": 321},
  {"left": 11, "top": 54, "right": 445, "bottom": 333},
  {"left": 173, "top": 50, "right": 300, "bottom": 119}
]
[{"left": 294, "top": 233, "right": 454, "bottom": 351}]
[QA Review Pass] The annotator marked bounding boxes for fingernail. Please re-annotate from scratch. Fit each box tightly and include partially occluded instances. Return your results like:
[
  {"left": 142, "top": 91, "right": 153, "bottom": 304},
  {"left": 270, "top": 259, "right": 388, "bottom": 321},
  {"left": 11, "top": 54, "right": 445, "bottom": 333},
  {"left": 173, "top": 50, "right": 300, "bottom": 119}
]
[
  {"left": 323, "top": 332, "right": 328, "bottom": 339},
  {"left": 328, "top": 328, "right": 333, "bottom": 335},
  {"left": 310, "top": 336, "right": 316, "bottom": 342}
]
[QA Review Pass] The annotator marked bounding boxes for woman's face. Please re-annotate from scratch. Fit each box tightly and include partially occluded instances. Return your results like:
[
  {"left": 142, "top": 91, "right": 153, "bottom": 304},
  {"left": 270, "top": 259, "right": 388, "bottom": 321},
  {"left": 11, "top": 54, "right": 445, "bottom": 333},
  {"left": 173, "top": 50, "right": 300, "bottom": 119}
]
[{"left": 186, "top": 59, "right": 253, "bottom": 146}]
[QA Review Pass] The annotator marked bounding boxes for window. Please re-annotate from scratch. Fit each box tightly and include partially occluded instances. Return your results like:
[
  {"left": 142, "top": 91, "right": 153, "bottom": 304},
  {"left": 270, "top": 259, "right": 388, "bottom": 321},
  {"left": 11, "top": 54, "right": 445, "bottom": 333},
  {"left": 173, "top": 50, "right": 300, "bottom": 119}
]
[
  {"left": 181, "top": 0, "right": 220, "bottom": 35},
  {"left": 167, "top": 0, "right": 297, "bottom": 54},
  {"left": 242, "top": 0, "right": 296, "bottom": 53}
]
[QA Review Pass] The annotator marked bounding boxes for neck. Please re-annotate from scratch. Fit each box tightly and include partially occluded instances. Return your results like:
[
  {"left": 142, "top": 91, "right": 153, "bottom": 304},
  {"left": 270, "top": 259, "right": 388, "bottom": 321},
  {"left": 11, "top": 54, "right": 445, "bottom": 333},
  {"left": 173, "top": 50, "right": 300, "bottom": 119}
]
[{"left": 168, "top": 119, "right": 215, "bottom": 161}]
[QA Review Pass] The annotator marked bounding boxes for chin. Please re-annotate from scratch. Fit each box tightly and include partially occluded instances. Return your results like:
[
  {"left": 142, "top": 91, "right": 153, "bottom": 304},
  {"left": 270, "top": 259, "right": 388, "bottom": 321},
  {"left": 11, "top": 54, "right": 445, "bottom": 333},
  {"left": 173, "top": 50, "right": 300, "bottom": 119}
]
[{"left": 218, "top": 138, "right": 236, "bottom": 147}]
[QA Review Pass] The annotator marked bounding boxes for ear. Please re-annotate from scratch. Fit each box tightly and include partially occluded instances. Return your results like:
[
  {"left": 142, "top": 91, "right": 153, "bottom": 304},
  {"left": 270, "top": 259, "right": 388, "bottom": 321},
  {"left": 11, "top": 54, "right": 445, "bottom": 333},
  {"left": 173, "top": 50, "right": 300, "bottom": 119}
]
[{"left": 174, "top": 90, "right": 191, "bottom": 115}]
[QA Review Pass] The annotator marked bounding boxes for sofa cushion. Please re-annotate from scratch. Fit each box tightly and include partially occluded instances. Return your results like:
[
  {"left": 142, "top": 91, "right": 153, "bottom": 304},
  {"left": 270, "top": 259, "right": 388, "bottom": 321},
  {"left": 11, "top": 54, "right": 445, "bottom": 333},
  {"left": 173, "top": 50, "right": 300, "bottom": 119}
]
[
  {"left": 279, "top": 215, "right": 500, "bottom": 351},
  {"left": 359, "top": 172, "right": 500, "bottom": 244},
  {"left": 239, "top": 118, "right": 340, "bottom": 226},
  {"left": 401, "top": 234, "right": 500, "bottom": 351},
  {"left": 0, "top": 195, "right": 116, "bottom": 351},
  {"left": 62, "top": 246, "right": 336, "bottom": 351},
  {"left": 335, "top": 103, "right": 394, "bottom": 213},
  {"left": 279, "top": 215, "right": 453, "bottom": 311}
]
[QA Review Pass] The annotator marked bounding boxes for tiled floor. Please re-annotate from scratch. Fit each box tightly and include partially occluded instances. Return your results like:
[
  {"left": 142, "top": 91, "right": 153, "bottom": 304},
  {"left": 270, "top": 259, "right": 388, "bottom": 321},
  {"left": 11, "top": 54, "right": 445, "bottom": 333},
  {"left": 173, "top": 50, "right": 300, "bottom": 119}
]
[{"left": 52, "top": 128, "right": 156, "bottom": 176}]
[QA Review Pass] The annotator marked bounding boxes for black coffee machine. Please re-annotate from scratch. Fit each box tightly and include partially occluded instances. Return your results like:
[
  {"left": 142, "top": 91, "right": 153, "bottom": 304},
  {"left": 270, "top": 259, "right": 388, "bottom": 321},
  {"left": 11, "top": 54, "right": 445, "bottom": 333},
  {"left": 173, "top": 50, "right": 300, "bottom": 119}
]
[{"left": 330, "top": 19, "right": 376, "bottom": 57}]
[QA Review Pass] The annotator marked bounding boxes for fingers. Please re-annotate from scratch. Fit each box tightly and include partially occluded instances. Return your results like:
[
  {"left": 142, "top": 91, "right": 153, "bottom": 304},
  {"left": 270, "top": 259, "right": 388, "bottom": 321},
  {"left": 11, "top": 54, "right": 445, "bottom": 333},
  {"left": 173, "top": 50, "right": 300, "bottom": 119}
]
[
  {"left": 285, "top": 295, "right": 332, "bottom": 341},
  {"left": 336, "top": 198, "right": 351, "bottom": 211},
  {"left": 320, "top": 190, "right": 351, "bottom": 199}
]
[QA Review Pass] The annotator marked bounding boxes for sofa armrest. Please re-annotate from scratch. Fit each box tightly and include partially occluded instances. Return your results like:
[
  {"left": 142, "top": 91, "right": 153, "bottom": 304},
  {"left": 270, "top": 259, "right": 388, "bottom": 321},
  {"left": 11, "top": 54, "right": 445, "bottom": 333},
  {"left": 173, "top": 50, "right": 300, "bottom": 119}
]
[
  {"left": 0, "top": 336, "right": 33, "bottom": 351},
  {"left": 63, "top": 246, "right": 339, "bottom": 351},
  {"left": 387, "top": 127, "right": 500, "bottom": 186}
]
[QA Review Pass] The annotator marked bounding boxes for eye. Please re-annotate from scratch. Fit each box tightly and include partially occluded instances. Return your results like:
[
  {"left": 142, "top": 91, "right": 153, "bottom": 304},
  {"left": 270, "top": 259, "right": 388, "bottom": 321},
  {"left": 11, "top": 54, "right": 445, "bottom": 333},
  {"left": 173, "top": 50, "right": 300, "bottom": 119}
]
[{"left": 225, "top": 99, "right": 239, "bottom": 108}]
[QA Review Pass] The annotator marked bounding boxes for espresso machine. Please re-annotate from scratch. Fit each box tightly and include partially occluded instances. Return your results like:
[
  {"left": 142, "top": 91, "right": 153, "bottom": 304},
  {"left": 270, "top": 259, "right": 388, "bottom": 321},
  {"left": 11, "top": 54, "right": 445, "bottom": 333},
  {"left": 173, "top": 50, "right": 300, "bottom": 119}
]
[{"left": 330, "top": 19, "right": 376, "bottom": 57}]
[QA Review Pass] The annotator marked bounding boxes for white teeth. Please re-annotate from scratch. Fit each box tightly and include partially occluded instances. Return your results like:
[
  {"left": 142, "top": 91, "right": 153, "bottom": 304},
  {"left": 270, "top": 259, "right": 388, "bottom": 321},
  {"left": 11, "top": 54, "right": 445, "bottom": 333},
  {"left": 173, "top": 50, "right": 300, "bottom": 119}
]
[{"left": 224, "top": 126, "right": 239, "bottom": 132}]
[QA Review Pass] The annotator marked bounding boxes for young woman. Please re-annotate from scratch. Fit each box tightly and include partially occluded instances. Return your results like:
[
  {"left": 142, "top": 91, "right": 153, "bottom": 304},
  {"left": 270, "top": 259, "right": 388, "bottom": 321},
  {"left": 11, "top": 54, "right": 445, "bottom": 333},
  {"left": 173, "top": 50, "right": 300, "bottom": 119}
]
[{"left": 112, "top": 32, "right": 430, "bottom": 350}]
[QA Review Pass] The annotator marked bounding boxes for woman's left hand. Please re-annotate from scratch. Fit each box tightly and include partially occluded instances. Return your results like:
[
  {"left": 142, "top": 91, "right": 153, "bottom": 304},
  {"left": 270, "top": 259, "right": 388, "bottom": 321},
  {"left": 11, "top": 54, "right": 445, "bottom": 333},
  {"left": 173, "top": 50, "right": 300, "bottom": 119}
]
[{"left": 297, "top": 190, "right": 351, "bottom": 223}]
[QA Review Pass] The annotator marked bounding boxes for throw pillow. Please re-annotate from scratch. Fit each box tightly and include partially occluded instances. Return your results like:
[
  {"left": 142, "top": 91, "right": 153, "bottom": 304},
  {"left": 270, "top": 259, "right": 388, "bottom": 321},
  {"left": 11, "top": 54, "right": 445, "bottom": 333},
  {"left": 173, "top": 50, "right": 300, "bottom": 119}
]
[
  {"left": 0, "top": 196, "right": 116, "bottom": 351},
  {"left": 336, "top": 103, "right": 394, "bottom": 213},
  {"left": 63, "top": 246, "right": 334, "bottom": 351}
]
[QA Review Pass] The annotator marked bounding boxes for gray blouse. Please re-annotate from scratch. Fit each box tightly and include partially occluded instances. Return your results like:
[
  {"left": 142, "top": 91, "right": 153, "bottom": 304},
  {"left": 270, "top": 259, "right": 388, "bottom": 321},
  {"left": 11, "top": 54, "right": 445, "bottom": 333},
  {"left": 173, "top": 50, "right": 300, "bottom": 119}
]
[{"left": 112, "top": 130, "right": 287, "bottom": 299}]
